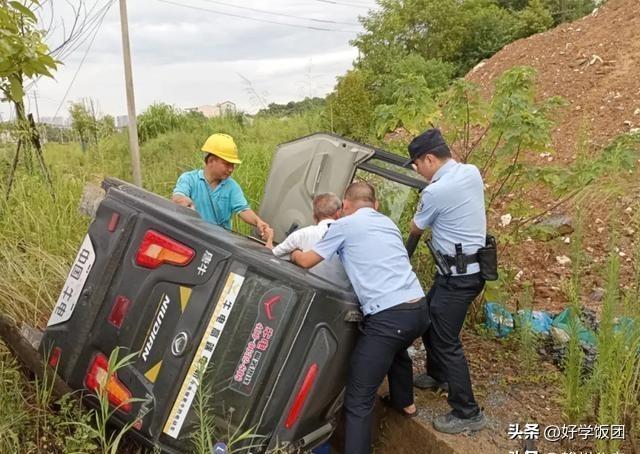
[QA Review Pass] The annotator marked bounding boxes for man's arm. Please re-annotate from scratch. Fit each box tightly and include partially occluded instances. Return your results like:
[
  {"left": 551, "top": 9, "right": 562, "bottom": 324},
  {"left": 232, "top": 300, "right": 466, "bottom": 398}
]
[
  {"left": 291, "top": 250, "right": 324, "bottom": 269},
  {"left": 271, "top": 229, "right": 303, "bottom": 258},
  {"left": 410, "top": 221, "right": 424, "bottom": 236},
  {"left": 264, "top": 227, "right": 275, "bottom": 249},
  {"left": 411, "top": 190, "right": 437, "bottom": 232},
  {"left": 172, "top": 194, "right": 194, "bottom": 209},
  {"left": 172, "top": 173, "right": 195, "bottom": 208},
  {"left": 238, "top": 209, "right": 270, "bottom": 237}
]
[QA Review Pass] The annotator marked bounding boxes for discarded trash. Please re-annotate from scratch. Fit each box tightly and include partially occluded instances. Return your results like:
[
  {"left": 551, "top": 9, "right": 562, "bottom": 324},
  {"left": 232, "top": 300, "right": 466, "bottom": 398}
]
[
  {"left": 551, "top": 308, "right": 597, "bottom": 346},
  {"left": 312, "top": 442, "right": 331, "bottom": 454},
  {"left": 517, "top": 310, "right": 553, "bottom": 335},
  {"left": 212, "top": 442, "right": 228, "bottom": 454},
  {"left": 484, "top": 302, "right": 515, "bottom": 337}
]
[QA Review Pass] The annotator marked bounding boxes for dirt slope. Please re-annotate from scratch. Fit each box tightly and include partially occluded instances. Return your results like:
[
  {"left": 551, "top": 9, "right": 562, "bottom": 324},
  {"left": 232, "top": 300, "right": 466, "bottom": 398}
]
[
  {"left": 462, "top": 0, "right": 640, "bottom": 313},
  {"left": 467, "top": 0, "right": 640, "bottom": 161}
]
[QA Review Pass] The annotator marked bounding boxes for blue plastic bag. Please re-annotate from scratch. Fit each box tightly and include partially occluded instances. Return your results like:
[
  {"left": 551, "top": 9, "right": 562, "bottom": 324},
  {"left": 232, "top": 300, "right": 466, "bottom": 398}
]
[
  {"left": 517, "top": 309, "right": 553, "bottom": 335},
  {"left": 552, "top": 308, "right": 596, "bottom": 346},
  {"left": 484, "top": 302, "right": 514, "bottom": 337},
  {"left": 312, "top": 442, "right": 331, "bottom": 454}
]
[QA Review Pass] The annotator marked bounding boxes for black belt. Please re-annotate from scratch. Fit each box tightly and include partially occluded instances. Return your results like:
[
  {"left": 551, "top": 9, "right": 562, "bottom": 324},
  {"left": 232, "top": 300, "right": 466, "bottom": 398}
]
[{"left": 443, "top": 253, "right": 479, "bottom": 268}]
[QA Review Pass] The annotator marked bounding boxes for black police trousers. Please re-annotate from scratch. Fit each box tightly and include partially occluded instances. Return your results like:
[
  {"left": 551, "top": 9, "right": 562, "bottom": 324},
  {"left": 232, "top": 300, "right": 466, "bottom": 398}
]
[
  {"left": 423, "top": 272, "right": 485, "bottom": 419},
  {"left": 344, "top": 298, "right": 428, "bottom": 454}
]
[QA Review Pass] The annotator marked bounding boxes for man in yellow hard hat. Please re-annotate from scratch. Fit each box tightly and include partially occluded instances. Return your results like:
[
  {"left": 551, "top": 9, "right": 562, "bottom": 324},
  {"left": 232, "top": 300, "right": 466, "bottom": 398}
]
[{"left": 172, "top": 133, "right": 270, "bottom": 236}]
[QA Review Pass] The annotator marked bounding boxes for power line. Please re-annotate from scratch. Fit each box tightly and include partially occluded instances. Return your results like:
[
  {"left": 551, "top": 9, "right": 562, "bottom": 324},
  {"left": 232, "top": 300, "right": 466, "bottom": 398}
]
[
  {"left": 25, "top": 0, "right": 116, "bottom": 92},
  {"left": 51, "top": 0, "right": 115, "bottom": 120},
  {"left": 315, "top": 0, "right": 374, "bottom": 9},
  {"left": 196, "top": 0, "right": 358, "bottom": 26},
  {"left": 157, "top": 0, "right": 360, "bottom": 33}
]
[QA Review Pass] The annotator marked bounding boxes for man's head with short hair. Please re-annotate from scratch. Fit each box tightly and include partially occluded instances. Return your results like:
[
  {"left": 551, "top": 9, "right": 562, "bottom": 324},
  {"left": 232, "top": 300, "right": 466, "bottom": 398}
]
[
  {"left": 313, "top": 193, "right": 342, "bottom": 222},
  {"left": 342, "top": 181, "right": 378, "bottom": 215},
  {"left": 405, "top": 129, "right": 453, "bottom": 182}
]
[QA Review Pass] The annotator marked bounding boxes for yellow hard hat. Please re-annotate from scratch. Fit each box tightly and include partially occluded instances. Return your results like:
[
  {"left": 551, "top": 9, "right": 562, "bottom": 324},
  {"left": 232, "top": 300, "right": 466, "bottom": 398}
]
[{"left": 201, "top": 133, "right": 242, "bottom": 164}]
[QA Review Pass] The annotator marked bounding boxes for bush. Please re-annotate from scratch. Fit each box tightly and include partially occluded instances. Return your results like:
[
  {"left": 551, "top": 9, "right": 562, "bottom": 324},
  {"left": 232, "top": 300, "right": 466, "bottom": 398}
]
[{"left": 324, "top": 69, "right": 374, "bottom": 141}]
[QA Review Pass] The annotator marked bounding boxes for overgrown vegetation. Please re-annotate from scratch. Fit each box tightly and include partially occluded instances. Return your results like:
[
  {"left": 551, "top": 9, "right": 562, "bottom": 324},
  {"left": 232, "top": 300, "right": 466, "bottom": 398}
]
[
  {"left": 2, "top": 0, "right": 638, "bottom": 451},
  {"left": 324, "top": 0, "right": 597, "bottom": 139},
  {"left": 0, "top": 111, "right": 330, "bottom": 452}
]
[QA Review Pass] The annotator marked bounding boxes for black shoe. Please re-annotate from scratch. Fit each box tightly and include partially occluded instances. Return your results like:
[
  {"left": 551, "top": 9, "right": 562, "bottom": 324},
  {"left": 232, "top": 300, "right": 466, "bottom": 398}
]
[
  {"left": 413, "top": 373, "right": 449, "bottom": 392},
  {"left": 433, "top": 411, "right": 487, "bottom": 434}
]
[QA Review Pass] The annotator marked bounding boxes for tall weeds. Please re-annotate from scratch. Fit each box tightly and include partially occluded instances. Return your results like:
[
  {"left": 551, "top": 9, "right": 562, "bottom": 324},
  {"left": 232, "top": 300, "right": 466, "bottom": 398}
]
[
  {"left": 588, "top": 241, "right": 640, "bottom": 452},
  {"left": 561, "top": 208, "right": 590, "bottom": 422}
]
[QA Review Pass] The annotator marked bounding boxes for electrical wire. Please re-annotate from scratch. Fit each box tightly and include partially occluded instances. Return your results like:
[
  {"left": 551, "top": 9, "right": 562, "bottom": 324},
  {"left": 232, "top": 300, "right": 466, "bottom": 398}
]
[
  {"left": 50, "top": 0, "right": 115, "bottom": 120},
  {"left": 315, "top": 0, "right": 374, "bottom": 9},
  {"left": 196, "top": 0, "right": 358, "bottom": 26},
  {"left": 157, "top": 0, "right": 360, "bottom": 33},
  {"left": 25, "top": 0, "right": 116, "bottom": 92}
]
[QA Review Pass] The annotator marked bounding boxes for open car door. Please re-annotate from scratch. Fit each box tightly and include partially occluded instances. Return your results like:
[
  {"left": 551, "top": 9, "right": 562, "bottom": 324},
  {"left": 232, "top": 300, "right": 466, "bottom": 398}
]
[{"left": 259, "top": 133, "right": 426, "bottom": 243}]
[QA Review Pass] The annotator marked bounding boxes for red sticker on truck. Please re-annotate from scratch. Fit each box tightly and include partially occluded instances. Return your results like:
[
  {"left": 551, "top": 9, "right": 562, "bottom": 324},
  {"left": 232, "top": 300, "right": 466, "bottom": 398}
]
[{"left": 230, "top": 287, "right": 295, "bottom": 396}]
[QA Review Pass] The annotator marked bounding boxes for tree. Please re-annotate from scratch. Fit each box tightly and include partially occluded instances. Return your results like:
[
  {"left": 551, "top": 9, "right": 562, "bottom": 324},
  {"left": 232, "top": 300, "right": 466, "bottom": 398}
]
[
  {"left": 353, "top": 0, "right": 558, "bottom": 77},
  {"left": 374, "top": 55, "right": 456, "bottom": 106},
  {"left": 99, "top": 115, "right": 116, "bottom": 138},
  {"left": 0, "top": 1, "right": 58, "bottom": 123},
  {"left": 69, "top": 101, "right": 96, "bottom": 152},
  {"left": 257, "top": 97, "right": 325, "bottom": 118},
  {"left": 1, "top": 1, "right": 58, "bottom": 196},
  {"left": 324, "top": 69, "right": 374, "bottom": 141},
  {"left": 137, "top": 102, "right": 182, "bottom": 143},
  {"left": 516, "top": 0, "right": 554, "bottom": 38},
  {"left": 544, "top": 0, "right": 597, "bottom": 24}
]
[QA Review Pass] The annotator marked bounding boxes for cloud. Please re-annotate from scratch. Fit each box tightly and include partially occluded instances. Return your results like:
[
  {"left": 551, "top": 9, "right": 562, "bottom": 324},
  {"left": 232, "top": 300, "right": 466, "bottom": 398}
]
[{"left": 1, "top": 0, "right": 372, "bottom": 119}]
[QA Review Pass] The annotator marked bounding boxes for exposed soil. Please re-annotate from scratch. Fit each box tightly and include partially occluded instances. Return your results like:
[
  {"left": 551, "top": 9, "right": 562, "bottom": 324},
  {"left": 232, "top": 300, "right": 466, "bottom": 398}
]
[
  {"left": 467, "top": 0, "right": 640, "bottom": 161},
  {"left": 374, "top": 333, "right": 635, "bottom": 453},
  {"left": 463, "top": 0, "right": 640, "bottom": 314}
]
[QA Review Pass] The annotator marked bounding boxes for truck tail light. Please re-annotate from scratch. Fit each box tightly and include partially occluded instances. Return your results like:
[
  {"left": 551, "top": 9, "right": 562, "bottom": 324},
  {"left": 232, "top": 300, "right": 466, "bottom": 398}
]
[
  {"left": 285, "top": 363, "right": 319, "bottom": 429},
  {"left": 49, "top": 347, "right": 62, "bottom": 368},
  {"left": 135, "top": 230, "right": 195, "bottom": 269},
  {"left": 85, "top": 353, "right": 133, "bottom": 413},
  {"left": 108, "top": 296, "right": 131, "bottom": 328}
]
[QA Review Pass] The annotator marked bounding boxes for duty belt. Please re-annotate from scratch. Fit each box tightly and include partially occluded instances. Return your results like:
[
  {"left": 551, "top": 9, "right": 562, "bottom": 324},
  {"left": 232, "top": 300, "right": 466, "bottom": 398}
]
[{"left": 443, "top": 252, "right": 479, "bottom": 268}]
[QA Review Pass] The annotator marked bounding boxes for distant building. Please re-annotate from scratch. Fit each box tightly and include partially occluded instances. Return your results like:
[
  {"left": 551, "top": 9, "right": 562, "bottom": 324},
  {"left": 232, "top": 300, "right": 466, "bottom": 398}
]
[
  {"left": 41, "top": 116, "right": 71, "bottom": 129},
  {"left": 184, "top": 101, "right": 237, "bottom": 118},
  {"left": 116, "top": 115, "right": 128, "bottom": 129}
]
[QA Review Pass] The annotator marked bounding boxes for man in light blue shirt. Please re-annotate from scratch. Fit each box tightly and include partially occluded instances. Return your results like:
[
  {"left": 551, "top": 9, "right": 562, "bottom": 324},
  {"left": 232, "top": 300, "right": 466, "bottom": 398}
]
[
  {"left": 291, "top": 182, "right": 427, "bottom": 454},
  {"left": 406, "top": 128, "right": 487, "bottom": 434},
  {"left": 172, "top": 133, "right": 269, "bottom": 234}
]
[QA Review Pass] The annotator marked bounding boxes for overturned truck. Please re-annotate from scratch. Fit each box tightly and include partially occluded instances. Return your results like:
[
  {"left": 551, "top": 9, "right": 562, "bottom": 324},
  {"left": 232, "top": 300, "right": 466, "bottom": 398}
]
[{"left": 38, "top": 133, "right": 426, "bottom": 453}]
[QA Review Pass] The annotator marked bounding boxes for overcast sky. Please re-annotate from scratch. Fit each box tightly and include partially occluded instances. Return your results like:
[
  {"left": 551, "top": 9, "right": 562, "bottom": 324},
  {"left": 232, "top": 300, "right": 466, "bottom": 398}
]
[{"left": 1, "top": 0, "right": 375, "bottom": 121}]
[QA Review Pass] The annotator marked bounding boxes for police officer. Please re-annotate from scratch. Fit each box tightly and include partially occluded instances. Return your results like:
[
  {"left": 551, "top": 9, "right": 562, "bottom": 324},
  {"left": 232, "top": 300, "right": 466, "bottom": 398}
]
[
  {"left": 291, "top": 182, "right": 427, "bottom": 454},
  {"left": 406, "top": 128, "right": 487, "bottom": 434},
  {"left": 172, "top": 133, "right": 270, "bottom": 236}
]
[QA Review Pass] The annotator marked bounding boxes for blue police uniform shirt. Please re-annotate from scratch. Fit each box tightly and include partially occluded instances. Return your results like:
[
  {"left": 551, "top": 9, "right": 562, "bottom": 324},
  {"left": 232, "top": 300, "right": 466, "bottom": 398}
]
[
  {"left": 413, "top": 159, "right": 486, "bottom": 276},
  {"left": 173, "top": 169, "right": 250, "bottom": 230},
  {"left": 313, "top": 207, "right": 425, "bottom": 316}
]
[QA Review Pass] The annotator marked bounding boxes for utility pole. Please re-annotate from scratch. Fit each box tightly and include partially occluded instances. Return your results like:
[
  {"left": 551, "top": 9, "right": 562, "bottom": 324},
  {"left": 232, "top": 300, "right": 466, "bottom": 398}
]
[{"left": 118, "top": 0, "right": 142, "bottom": 187}]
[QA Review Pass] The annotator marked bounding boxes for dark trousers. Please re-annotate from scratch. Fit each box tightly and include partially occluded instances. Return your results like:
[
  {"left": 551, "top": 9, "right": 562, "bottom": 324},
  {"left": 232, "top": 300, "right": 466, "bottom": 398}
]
[
  {"left": 344, "top": 299, "right": 428, "bottom": 454},
  {"left": 423, "top": 273, "right": 484, "bottom": 419}
]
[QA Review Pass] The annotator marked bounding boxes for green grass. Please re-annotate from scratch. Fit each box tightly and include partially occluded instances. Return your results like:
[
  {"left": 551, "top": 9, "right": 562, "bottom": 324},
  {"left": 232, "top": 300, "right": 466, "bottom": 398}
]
[
  {"left": 1, "top": 112, "right": 639, "bottom": 451},
  {"left": 0, "top": 112, "right": 329, "bottom": 453}
]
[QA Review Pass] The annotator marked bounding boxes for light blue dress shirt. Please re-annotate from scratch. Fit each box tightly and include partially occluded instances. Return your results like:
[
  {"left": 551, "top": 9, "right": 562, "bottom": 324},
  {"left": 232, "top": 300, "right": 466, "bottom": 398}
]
[
  {"left": 173, "top": 169, "right": 250, "bottom": 230},
  {"left": 313, "top": 207, "right": 425, "bottom": 316},
  {"left": 413, "top": 159, "right": 486, "bottom": 276}
]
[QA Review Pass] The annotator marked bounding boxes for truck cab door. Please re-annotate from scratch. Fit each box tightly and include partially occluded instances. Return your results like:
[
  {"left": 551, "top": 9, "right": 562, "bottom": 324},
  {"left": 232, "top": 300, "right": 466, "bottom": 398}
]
[{"left": 258, "top": 133, "right": 375, "bottom": 243}]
